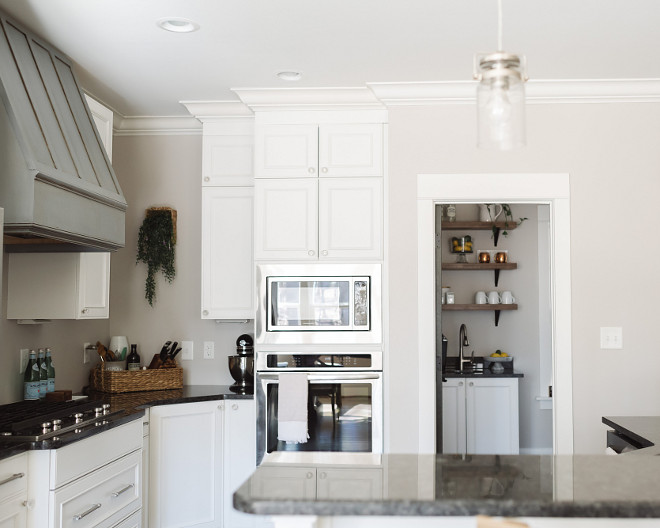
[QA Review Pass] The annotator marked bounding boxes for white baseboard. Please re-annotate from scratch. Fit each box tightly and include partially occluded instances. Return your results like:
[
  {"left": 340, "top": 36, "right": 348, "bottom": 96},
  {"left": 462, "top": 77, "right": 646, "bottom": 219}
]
[{"left": 519, "top": 447, "right": 554, "bottom": 455}]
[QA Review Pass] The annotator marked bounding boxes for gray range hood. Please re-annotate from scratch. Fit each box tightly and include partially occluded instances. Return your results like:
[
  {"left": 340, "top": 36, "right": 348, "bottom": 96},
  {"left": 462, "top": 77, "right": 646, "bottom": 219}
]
[{"left": 0, "top": 12, "right": 126, "bottom": 252}]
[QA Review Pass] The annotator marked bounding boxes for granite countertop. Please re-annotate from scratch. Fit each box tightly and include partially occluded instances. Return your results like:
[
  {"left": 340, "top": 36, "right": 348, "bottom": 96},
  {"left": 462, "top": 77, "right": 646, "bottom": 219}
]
[
  {"left": 234, "top": 452, "right": 660, "bottom": 518},
  {"left": 602, "top": 416, "right": 660, "bottom": 456},
  {"left": 0, "top": 384, "right": 252, "bottom": 460},
  {"left": 443, "top": 356, "right": 523, "bottom": 378}
]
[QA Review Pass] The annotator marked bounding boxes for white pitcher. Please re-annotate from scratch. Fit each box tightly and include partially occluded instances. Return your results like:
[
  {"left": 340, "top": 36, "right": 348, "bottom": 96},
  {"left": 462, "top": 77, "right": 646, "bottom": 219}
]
[{"left": 479, "top": 204, "right": 503, "bottom": 222}]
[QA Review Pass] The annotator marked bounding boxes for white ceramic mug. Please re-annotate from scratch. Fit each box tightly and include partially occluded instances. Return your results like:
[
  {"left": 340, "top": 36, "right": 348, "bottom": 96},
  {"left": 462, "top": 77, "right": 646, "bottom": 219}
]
[
  {"left": 487, "top": 291, "right": 501, "bottom": 304},
  {"left": 475, "top": 291, "right": 488, "bottom": 304},
  {"left": 501, "top": 291, "right": 516, "bottom": 304},
  {"left": 441, "top": 287, "right": 451, "bottom": 305},
  {"left": 479, "top": 203, "right": 503, "bottom": 222}
]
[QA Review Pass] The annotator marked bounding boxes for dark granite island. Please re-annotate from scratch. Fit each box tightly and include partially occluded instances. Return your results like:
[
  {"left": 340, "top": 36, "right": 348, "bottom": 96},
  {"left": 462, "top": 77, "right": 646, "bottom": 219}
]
[{"left": 234, "top": 453, "right": 660, "bottom": 528}]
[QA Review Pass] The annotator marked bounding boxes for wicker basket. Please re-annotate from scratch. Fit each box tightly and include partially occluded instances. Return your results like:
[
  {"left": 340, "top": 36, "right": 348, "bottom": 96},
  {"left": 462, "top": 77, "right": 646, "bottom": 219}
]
[{"left": 90, "top": 364, "right": 183, "bottom": 393}]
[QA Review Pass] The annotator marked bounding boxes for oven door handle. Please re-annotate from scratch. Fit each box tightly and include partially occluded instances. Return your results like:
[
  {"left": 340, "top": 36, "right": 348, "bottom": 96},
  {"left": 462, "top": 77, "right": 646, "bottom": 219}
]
[{"left": 257, "top": 372, "right": 381, "bottom": 381}]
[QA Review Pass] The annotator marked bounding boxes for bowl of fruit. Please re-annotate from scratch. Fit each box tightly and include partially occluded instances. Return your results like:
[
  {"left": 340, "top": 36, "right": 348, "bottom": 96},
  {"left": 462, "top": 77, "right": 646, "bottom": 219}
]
[{"left": 484, "top": 350, "right": 512, "bottom": 373}]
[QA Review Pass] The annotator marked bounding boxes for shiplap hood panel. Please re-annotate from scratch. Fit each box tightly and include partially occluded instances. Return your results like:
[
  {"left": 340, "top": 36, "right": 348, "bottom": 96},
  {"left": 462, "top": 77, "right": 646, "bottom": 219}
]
[{"left": 0, "top": 12, "right": 126, "bottom": 252}]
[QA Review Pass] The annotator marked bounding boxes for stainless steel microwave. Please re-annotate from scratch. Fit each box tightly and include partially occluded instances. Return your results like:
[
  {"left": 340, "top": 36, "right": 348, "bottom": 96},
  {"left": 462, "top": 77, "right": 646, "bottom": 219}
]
[{"left": 256, "top": 264, "right": 382, "bottom": 345}]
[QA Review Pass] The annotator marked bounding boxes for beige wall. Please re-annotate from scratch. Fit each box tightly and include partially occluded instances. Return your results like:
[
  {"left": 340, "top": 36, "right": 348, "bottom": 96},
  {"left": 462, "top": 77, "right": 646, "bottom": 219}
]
[
  {"left": 110, "top": 134, "right": 251, "bottom": 386},
  {"left": 387, "top": 102, "right": 660, "bottom": 454}
]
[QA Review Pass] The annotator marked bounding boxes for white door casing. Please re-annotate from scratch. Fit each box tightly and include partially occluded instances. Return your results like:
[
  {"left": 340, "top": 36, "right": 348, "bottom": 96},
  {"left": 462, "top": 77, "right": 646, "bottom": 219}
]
[{"left": 417, "top": 173, "right": 573, "bottom": 455}]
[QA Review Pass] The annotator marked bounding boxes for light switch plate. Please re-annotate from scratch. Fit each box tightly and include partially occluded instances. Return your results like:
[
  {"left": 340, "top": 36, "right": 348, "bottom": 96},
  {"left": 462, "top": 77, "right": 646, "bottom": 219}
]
[
  {"left": 203, "top": 341, "right": 214, "bottom": 359},
  {"left": 19, "top": 349, "right": 29, "bottom": 374},
  {"left": 600, "top": 327, "right": 623, "bottom": 349},
  {"left": 180, "top": 341, "right": 193, "bottom": 360}
]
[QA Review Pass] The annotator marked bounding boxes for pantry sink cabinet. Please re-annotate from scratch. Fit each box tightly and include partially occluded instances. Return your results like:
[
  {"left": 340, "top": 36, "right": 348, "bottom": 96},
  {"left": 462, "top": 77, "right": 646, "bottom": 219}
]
[{"left": 442, "top": 377, "right": 519, "bottom": 455}]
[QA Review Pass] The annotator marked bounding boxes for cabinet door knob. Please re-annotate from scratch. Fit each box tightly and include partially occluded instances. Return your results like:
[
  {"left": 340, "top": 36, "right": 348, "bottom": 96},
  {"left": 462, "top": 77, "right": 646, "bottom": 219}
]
[
  {"left": 202, "top": 310, "right": 209, "bottom": 316},
  {"left": 204, "top": 176, "right": 210, "bottom": 182},
  {"left": 458, "top": 381, "right": 464, "bottom": 386},
  {"left": 308, "top": 250, "right": 315, "bottom": 256},
  {"left": 81, "top": 308, "right": 88, "bottom": 314},
  {"left": 321, "top": 250, "right": 328, "bottom": 256},
  {"left": 321, "top": 167, "right": 328, "bottom": 174},
  {"left": 306, "top": 472, "right": 314, "bottom": 479},
  {"left": 469, "top": 382, "right": 474, "bottom": 387},
  {"left": 319, "top": 472, "right": 327, "bottom": 479},
  {"left": 308, "top": 167, "right": 316, "bottom": 174},
  {"left": 232, "top": 403, "right": 238, "bottom": 411}
]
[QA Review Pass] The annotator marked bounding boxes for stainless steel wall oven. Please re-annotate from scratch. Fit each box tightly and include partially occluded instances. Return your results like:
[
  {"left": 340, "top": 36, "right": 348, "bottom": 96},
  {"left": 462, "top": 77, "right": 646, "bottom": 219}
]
[{"left": 256, "top": 350, "right": 383, "bottom": 464}]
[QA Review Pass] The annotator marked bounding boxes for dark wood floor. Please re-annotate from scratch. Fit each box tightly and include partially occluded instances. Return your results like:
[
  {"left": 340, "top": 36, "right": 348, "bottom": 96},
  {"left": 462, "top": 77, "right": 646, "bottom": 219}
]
[{"left": 277, "top": 395, "right": 372, "bottom": 452}]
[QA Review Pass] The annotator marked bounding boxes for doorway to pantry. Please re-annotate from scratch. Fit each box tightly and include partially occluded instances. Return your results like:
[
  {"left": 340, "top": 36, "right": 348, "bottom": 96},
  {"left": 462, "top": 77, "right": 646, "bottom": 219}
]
[{"left": 416, "top": 173, "right": 573, "bottom": 455}]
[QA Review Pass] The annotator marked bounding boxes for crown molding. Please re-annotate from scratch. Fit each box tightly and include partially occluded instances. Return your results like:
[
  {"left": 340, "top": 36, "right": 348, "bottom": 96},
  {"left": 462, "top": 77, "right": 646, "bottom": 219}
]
[
  {"left": 114, "top": 115, "right": 202, "bottom": 136},
  {"left": 368, "top": 79, "right": 660, "bottom": 105},
  {"left": 232, "top": 86, "right": 385, "bottom": 111},
  {"left": 179, "top": 100, "right": 254, "bottom": 120}
]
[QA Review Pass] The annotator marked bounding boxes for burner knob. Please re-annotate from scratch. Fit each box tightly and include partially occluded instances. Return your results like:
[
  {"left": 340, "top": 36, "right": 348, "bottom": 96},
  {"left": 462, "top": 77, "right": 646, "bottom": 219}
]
[
  {"left": 103, "top": 404, "right": 111, "bottom": 414},
  {"left": 75, "top": 413, "right": 84, "bottom": 423},
  {"left": 74, "top": 428, "right": 82, "bottom": 434},
  {"left": 53, "top": 419, "right": 62, "bottom": 426},
  {"left": 41, "top": 422, "right": 51, "bottom": 429},
  {"left": 94, "top": 407, "right": 103, "bottom": 416}
]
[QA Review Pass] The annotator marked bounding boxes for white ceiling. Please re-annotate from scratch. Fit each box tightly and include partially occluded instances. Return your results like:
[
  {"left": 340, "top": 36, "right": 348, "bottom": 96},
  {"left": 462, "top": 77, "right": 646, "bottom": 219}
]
[{"left": 0, "top": 0, "right": 659, "bottom": 117}]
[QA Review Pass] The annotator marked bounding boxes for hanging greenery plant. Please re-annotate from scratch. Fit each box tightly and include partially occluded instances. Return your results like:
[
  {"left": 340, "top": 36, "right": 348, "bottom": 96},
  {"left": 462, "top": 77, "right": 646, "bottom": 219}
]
[{"left": 136, "top": 207, "right": 176, "bottom": 306}]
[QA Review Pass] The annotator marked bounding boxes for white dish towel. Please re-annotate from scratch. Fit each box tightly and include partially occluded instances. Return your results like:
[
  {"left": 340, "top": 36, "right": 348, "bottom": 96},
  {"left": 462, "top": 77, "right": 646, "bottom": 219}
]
[{"left": 277, "top": 372, "right": 310, "bottom": 444}]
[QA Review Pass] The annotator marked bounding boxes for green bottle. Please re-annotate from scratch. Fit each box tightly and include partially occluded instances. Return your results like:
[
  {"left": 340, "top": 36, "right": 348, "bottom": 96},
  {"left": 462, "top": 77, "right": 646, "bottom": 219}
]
[
  {"left": 23, "top": 349, "right": 40, "bottom": 400},
  {"left": 37, "top": 348, "right": 48, "bottom": 398},
  {"left": 46, "top": 348, "right": 55, "bottom": 393}
]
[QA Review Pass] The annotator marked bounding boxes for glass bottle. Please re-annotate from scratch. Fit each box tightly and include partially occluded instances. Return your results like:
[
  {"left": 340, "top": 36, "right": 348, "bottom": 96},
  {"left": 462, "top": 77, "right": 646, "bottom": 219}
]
[
  {"left": 447, "top": 204, "right": 457, "bottom": 222},
  {"left": 23, "top": 349, "right": 40, "bottom": 400},
  {"left": 126, "top": 344, "right": 141, "bottom": 371},
  {"left": 46, "top": 348, "right": 55, "bottom": 393},
  {"left": 37, "top": 348, "right": 48, "bottom": 398}
]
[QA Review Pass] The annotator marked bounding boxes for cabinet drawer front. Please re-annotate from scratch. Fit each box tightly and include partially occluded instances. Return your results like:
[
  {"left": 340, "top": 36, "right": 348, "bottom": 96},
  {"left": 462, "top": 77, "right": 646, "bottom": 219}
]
[
  {"left": 0, "top": 454, "right": 27, "bottom": 502},
  {"left": 52, "top": 450, "right": 141, "bottom": 528},
  {"left": 51, "top": 419, "right": 142, "bottom": 488}
]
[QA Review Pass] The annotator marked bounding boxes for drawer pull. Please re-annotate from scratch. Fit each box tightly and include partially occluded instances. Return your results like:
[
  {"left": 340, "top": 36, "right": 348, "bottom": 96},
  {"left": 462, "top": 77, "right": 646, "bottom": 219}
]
[
  {"left": 0, "top": 472, "right": 24, "bottom": 486},
  {"left": 73, "top": 503, "right": 101, "bottom": 521},
  {"left": 111, "top": 484, "right": 134, "bottom": 498}
]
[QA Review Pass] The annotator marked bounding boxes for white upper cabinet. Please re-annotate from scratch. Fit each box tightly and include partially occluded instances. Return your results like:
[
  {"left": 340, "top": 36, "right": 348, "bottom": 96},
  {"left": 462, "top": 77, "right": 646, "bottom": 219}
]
[
  {"left": 254, "top": 179, "right": 318, "bottom": 260},
  {"left": 255, "top": 123, "right": 383, "bottom": 178},
  {"left": 255, "top": 124, "right": 318, "bottom": 178},
  {"left": 7, "top": 252, "right": 110, "bottom": 320},
  {"left": 318, "top": 177, "right": 383, "bottom": 260},
  {"left": 202, "top": 135, "right": 254, "bottom": 186},
  {"left": 201, "top": 187, "right": 254, "bottom": 319}
]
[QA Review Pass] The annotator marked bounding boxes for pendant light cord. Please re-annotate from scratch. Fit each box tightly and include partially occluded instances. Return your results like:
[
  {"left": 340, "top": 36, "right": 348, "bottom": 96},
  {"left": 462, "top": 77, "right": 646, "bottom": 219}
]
[{"left": 497, "top": 0, "right": 503, "bottom": 51}]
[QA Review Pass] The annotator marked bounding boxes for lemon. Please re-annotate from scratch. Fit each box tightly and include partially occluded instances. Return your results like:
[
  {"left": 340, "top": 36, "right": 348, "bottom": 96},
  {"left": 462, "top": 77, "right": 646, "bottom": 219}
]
[{"left": 500, "top": 352, "right": 508, "bottom": 357}]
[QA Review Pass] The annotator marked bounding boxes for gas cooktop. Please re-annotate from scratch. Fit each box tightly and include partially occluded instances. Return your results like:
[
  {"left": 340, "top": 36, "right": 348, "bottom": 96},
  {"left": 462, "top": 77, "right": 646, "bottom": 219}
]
[{"left": 0, "top": 399, "right": 123, "bottom": 443}]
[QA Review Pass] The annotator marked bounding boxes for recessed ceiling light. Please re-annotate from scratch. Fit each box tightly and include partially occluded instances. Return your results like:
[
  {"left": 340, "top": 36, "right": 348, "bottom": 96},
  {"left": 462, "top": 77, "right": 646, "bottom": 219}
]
[
  {"left": 277, "top": 71, "right": 302, "bottom": 82},
  {"left": 157, "top": 17, "right": 199, "bottom": 33}
]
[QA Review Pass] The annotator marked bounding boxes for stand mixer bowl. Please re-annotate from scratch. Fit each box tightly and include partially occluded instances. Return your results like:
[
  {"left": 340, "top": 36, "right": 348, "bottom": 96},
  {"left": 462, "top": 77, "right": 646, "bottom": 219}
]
[{"left": 228, "top": 355, "right": 254, "bottom": 391}]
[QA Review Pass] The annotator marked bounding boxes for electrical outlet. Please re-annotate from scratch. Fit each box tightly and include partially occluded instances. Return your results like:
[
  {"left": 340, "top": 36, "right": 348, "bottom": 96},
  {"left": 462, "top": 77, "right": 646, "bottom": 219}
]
[
  {"left": 600, "top": 327, "right": 623, "bottom": 349},
  {"left": 19, "top": 349, "right": 29, "bottom": 374},
  {"left": 181, "top": 341, "right": 193, "bottom": 360},
  {"left": 83, "top": 342, "right": 92, "bottom": 364},
  {"left": 203, "top": 341, "right": 214, "bottom": 360}
]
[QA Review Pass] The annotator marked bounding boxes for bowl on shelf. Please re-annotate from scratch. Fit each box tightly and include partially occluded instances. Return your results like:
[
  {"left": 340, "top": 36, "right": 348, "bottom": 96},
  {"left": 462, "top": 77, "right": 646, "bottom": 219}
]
[
  {"left": 450, "top": 236, "right": 473, "bottom": 254},
  {"left": 483, "top": 356, "right": 513, "bottom": 373}
]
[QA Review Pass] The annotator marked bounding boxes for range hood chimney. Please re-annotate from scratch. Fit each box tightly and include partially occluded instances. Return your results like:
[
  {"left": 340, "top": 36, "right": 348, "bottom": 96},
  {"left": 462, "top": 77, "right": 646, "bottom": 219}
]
[{"left": 0, "top": 12, "right": 126, "bottom": 252}]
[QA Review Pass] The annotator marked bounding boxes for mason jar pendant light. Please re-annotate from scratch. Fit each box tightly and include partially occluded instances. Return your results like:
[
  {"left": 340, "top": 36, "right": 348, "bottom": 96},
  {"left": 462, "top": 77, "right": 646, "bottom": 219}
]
[{"left": 474, "top": 0, "right": 528, "bottom": 150}]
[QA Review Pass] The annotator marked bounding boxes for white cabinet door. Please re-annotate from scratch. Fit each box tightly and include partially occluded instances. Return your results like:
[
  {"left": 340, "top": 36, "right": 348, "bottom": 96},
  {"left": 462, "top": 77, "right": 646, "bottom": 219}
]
[
  {"left": 141, "top": 410, "right": 149, "bottom": 528},
  {"left": 466, "top": 378, "right": 520, "bottom": 455},
  {"left": 254, "top": 179, "right": 318, "bottom": 260},
  {"left": 203, "top": 135, "right": 254, "bottom": 186},
  {"left": 202, "top": 187, "right": 254, "bottom": 319},
  {"left": 442, "top": 379, "right": 466, "bottom": 455},
  {"left": 318, "top": 124, "right": 383, "bottom": 178},
  {"left": 255, "top": 125, "right": 318, "bottom": 178},
  {"left": 7, "top": 253, "right": 110, "bottom": 320},
  {"left": 316, "top": 468, "right": 382, "bottom": 500},
  {"left": 224, "top": 400, "right": 256, "bottom": 528},
  {"left": 149, "top": 401, "right": 224, "bottom": 528},
  {"left": 318, "top": 178, "right": 383, "bottom": 260},
  {"left": 0, "top": 497, "right": 26, "bottom": 528},
  {"left": 249, "top": 467, "right": 316, "bottom": 500},
  {"left": 78, "top": 252, "right": 110, "bottom": 319}
]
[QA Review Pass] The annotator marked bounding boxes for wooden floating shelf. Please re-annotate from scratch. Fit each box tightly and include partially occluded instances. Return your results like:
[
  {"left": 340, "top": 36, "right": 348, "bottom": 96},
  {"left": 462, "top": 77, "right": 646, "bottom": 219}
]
[
  {"left": 441, "top": 263, "right": 517, "bottom": 271},
  {"left": 442, "top": 303, "right": 518, "bottom": 326}
]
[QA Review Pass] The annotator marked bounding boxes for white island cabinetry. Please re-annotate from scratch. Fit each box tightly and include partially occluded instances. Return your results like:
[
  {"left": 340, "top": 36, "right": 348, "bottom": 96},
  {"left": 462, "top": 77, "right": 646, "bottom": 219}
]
[{"left": 0, "top": 452, "right": 28, "bottom": 528}]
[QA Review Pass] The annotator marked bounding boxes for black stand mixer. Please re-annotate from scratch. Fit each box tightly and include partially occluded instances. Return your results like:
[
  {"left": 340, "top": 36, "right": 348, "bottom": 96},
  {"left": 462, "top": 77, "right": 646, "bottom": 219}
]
[{"left": 228, "top": 334, "right": 254, "bottom": 393}]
